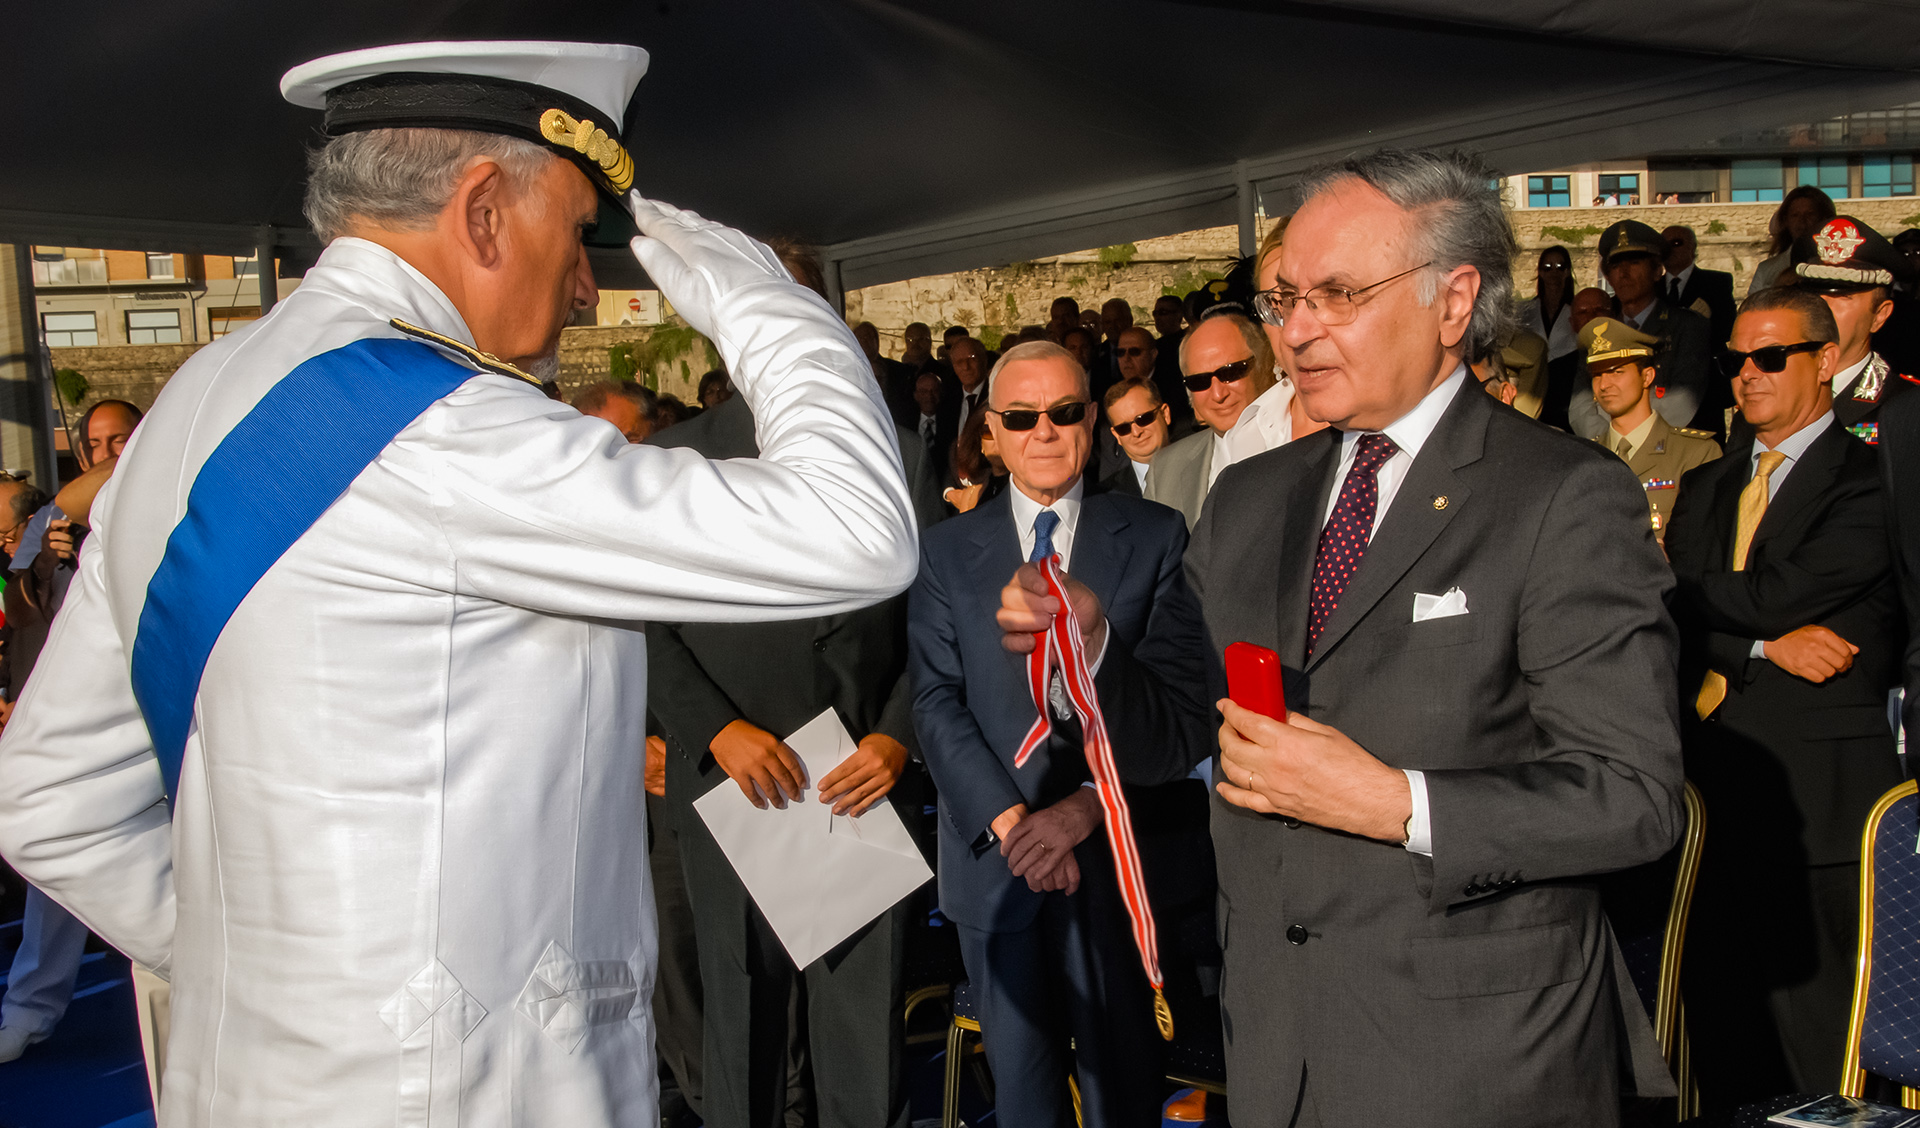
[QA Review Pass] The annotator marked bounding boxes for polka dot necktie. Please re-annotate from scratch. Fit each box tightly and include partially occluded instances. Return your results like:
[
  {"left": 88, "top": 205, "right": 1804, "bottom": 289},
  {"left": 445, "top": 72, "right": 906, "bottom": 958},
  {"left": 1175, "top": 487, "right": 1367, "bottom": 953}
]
[{"left": 1307, "top": 433, "right": 1400, "bottom": 657}]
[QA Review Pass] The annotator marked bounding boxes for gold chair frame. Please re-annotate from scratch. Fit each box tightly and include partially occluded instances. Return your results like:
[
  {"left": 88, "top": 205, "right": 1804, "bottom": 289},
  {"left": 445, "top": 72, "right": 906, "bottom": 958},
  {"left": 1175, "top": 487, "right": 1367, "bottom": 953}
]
[
  {"left": 1661, "top": 781, "right": 1708, "bottom": 1119},
  {"left": 1840, "top": 779, "right": 1920, "bottom": 1108}
]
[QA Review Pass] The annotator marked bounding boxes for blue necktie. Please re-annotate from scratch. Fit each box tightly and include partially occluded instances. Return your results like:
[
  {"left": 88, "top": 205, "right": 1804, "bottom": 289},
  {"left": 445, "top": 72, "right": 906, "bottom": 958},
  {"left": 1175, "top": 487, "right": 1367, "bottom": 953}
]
[
  {"left": 1030, "top": 509, "right": 1060, "bottom": 564},
  {"left": 1029, "top": 509, "right": 1074, "bottom": 720}
]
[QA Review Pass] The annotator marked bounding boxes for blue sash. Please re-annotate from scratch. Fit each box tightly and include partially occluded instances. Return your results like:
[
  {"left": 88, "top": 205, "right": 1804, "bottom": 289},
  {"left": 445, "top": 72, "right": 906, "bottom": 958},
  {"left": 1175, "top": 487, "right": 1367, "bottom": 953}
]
[{"left": 130, "top": 337, "right": 473, "bottom": 804}]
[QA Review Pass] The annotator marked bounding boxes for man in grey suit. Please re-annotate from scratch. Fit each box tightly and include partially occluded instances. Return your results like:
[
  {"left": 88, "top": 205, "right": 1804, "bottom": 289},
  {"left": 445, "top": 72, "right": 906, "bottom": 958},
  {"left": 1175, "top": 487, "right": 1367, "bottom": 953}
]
[
  {"left": 1019, "top": 150, "right": 1686, "bottom": 1125},
  {"left": 1144, "top": 313, "right": 1295, "bottom": 527}
]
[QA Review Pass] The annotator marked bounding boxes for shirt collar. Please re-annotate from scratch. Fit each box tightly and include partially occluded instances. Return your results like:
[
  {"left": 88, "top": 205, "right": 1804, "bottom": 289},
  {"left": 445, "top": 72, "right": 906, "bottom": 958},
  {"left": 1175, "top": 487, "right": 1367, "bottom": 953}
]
[
  {"left": 1615, "top": 411, "right": 1659, "bottom": 455},
  {"left": 1754, "top": 410, "right": 1834, "bottom": 466},
  {"left": 1009, "top": 475, "right": 1086, "bottom": 542},
  {"left": 1671, "top": 264, "right": 1694, "bottom": 289},
  {"left": 1363, "top": 364, "right": 1469, "bottom": 460},
  {"left": 303, "top": 237, "right": 474, "bottom": 346},
  {"left": 1625, "top": 303, "right": 1656, "bottom": 329},
  {"left": 1832, "top": 354, "right": 1873, "bottom": 399}
]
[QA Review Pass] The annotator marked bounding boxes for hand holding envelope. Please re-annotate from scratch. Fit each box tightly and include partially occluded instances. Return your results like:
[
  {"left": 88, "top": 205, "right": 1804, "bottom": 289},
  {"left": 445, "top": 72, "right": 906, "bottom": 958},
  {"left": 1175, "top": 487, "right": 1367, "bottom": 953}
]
[{"left": 694, "top": 709, "right": 933, "bottom": 968}]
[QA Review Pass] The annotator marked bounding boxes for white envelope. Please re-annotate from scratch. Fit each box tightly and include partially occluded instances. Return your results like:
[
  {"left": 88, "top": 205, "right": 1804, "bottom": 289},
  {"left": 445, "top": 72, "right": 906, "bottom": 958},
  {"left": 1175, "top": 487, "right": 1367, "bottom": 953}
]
[
  {"left": 694, "top": 708, "right": 934, "bottom": 968},
  {"left": 1412, "top": 586, "right": 1469, "bottom": 622}
]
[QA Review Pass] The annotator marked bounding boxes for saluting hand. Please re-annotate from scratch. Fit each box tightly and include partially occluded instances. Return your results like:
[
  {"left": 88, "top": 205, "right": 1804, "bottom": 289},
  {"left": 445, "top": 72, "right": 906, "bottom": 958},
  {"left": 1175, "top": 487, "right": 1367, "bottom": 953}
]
[
  {"left": 1215, "top": 698, "right": 1412, "bottom": 843},
  {"left": 997, "top": 562, "right": 1107, "bottom": 660},
  {"left": 817, "top": 734, "right": 908, "bottom": 816},
  {"left": 709, "top": 719, "right": 807, "bottom": 809}
]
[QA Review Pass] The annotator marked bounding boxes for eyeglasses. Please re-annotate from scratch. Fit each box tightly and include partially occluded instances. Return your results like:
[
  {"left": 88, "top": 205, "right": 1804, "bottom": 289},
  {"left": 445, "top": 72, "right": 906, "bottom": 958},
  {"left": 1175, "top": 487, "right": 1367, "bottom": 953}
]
[
  {"left": 1182, "top": 358, "right": 1254, "bottom": 392},
  {"left": 1252, "top": 261, "right": 1433, "bottom": 328},
  {"left": 1720, "top": 340, "right": 1827, "bottom": 376},
  {"left": 989, "top": 402, "right": 1090, "bottom": 431},
  {"left": 1110, "top": 408, "right": 1162, "bottom": 436},
  {"left": 1115, "top": 346, "right": 1151, "bottom": 358},
  {"left": 1538, "top": 262, "right": 1570, "bottom": 271}
]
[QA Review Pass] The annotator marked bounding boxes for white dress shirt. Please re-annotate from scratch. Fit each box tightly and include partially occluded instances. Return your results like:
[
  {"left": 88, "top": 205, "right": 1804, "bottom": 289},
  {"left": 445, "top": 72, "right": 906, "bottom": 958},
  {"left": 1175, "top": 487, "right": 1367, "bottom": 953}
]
[
  {"left": 1011, "top": 476, "right": 1084, "bottom": 569},
  {"left": 1746, "top": 410, "right": 1834, "bottom": 659},
  {"left": 1666, "top": 264, "right": 1695, "bottom": 304},
  {"left": 1130, "top": 459, "right": 1151, "bottom": 491},
  {"left": 1208, "top": 377, "right": 1296, "bottom": 487},
  {"left": 1520, "top": 297, "right": 1579, "bottom": 361},
  {"left": 957, "top": 383, "right": 987, "bottom": 424},
  {"left": 1832, "top": 355, "right": 1873, "bottom": 400},
  {"left": 1320, "top": 366, "right": 1470, "bottom": 858}
]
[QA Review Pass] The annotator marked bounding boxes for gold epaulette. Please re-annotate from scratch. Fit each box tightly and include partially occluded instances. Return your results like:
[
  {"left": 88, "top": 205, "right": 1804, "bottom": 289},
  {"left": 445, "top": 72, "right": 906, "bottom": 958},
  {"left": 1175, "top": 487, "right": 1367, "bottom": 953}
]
[
  {"left": 1672, "top": 427, "right": 1716, "bottom": 439},
  {"left": 389, "top": 318, "right": 545, "bottom": 389}
]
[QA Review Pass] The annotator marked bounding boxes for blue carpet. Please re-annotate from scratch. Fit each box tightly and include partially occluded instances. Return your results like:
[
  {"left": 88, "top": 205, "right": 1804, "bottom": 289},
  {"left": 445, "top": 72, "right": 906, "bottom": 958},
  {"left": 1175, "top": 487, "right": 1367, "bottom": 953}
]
[{"left": 0, "top": 945, "right": 152, "bottom": 1128}]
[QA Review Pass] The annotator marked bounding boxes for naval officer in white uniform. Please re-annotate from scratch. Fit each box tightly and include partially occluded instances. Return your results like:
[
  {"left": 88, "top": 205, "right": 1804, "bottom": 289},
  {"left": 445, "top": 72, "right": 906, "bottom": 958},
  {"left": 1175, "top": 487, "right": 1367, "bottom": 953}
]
[{"left": 0, "top": 41, "right": 917, "bottom": 1127}]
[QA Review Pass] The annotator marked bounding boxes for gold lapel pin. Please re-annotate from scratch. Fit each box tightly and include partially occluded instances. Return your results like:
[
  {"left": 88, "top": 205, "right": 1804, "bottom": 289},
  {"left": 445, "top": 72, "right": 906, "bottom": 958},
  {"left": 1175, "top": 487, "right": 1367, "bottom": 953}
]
[{"left": 1432, "top": 495, "right": 1449, "bottom": 510}]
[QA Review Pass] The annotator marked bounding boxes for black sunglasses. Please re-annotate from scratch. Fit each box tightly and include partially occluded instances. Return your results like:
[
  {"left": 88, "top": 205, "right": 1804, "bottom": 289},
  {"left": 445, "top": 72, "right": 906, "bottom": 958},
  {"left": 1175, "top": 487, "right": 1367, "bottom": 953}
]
[
  {"left": 1182, "top": 358, "right": 1254, "bottom": 393},
  {"left": 1110, "top": 408, "right": 1161, "bottom": 436},
  {"left": 990, "top": 402, "right": 1090, "bottom": 431},
  {"left": 1719, "top": 340, "right": 1827, "bottom": 376}
]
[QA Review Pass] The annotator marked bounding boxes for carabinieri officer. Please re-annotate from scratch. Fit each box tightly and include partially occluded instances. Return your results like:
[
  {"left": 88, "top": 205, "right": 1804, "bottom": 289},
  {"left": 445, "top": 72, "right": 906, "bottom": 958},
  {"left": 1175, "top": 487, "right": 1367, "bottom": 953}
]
[{"left": 0, "top": 41, "right": 916, "bottom": 1127}]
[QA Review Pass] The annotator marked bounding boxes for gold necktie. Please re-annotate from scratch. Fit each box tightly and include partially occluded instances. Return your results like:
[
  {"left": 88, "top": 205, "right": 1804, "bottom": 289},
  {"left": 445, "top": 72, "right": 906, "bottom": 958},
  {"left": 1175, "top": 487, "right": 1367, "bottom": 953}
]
[{"left": 1695, "top": 450, "right": 1788, "bottom": 718}]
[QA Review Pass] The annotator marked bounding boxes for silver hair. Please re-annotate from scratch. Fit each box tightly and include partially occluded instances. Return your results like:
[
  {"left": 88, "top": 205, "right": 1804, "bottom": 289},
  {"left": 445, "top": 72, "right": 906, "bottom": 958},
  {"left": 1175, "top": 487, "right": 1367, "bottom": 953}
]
[
  {"left": 986, "top": 340, "right": 1088, "bottom": 403},
  {"left": 303, "top": 128, "right": 556, "bottom": 244},
  {"left": 1295, "top": 148, "right": 1517, "bottom": 362}
]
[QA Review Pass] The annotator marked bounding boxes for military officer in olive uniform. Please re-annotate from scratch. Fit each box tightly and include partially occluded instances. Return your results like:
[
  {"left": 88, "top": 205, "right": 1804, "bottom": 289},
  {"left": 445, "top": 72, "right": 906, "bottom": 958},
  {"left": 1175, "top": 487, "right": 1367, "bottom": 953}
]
[
  {"left": 1581, "top": 316, "right": 1722, "bottom": 538},
  {"left": 1570, "top": 220, "right": 1718, "bottom": 441},
  {"left": 1790, "top": 215, "right": 1920, "bottom": 447}
]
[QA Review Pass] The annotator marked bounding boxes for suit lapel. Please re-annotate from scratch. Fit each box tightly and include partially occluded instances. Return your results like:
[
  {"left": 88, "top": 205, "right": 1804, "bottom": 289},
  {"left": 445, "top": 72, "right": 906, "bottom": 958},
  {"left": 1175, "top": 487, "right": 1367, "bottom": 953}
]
[
  {"left": 1275, "top": 429, "right": 1341, "bottom": 664},
  {"left": 1752, "top": 418, "right": 1848, "bottom": 552},
  {"left": 1066, "top": 494, "right": 1133, "bottom": 608},
  {"left": 1307, "top": 387, "right": 1486, "bottom": 670},
  {"left": 967, "top": 488, "right": 1023, "bottom": 592}
]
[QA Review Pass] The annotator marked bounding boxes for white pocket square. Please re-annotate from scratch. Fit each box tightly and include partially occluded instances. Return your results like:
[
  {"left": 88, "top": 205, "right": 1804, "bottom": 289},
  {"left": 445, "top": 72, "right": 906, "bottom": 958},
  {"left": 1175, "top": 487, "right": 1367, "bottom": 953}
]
[{"left": 1413, "top": 587, "right": 1469, "bottom": 622}]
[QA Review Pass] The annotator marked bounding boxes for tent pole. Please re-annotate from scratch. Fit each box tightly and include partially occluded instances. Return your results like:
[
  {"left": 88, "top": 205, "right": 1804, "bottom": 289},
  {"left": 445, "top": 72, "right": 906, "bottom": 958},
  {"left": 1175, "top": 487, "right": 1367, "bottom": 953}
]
[
  {"left": 255, "top": 226, "right": 277, "bottom": 315},
  {"left": 824, "top": 257, "right": 845, "bottom": 317},
  {"left": 0, "top": 246, "right": 59, "bottom": 488},
  {"left": 1235, "top": 167, "right": 1257, "bottom": 259}
]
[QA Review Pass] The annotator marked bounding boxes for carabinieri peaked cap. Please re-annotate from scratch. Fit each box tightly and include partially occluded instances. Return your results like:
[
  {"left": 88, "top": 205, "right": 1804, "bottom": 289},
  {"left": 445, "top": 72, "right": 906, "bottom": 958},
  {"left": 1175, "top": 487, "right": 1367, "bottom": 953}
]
[
  {"left": 1790, "top": 215, "right": 1916, "bottom": 293},
  {"left": 281, "top": 41, "right": 649, "bottom": 245}
]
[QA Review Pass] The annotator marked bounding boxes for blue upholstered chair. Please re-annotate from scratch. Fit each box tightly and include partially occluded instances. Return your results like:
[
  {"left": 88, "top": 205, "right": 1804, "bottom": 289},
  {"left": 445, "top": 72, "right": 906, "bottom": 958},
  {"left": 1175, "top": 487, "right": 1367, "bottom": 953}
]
[{"left": 1841, "top": 779, "right": 1920, "bottom": 1105}]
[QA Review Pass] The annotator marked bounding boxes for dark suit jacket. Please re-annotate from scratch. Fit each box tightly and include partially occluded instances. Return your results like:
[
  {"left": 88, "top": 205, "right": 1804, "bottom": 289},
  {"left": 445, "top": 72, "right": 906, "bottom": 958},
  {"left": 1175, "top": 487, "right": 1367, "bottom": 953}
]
[
  {"left": 646, "top": 395, "right": 920, "bottom": 804},
  {"left": 1667, "top": 417, "right": 1904, "bottom": 865},
  {"left": 907, "top": 486, "right": 1212, "bottom": 932},
  {"left": 935, "top": 376, "right": 989, "bottom": 474},
  {"left": 1176, "top": 384, "right": 1683, "bottom": 1124},
  {"left": 1883, "top": 388, "right": 1920, "bottom": 746},
  {"left": 1099, "top": 462, "right": 1144, "bottom": 497},
  {"left": 1672, "top": 266, "right": 1737, "bottom": 347},
  {"left": 1834, "top": 354, "right": 1920, "bottom": 439}
]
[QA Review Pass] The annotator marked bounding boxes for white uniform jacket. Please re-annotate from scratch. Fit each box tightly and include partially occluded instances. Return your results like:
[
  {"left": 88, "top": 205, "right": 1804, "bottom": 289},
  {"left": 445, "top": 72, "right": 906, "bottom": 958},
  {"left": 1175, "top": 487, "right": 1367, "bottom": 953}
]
[{"left": 0, "top": 235, "right": 917, "bottom": 1126}]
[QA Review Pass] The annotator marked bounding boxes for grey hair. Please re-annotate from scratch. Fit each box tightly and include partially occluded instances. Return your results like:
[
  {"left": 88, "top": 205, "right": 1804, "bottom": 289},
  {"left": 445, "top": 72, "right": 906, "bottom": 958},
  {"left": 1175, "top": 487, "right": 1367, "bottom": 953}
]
[
  {"left": 1295, "top": 148, "right": 1517, "bottom": 362},
  {"left": 986, "top": 340, "right": 1088, "bottom": 402},
  {"left": 304, "top": 128, "right": 556, "bottom": 243}
]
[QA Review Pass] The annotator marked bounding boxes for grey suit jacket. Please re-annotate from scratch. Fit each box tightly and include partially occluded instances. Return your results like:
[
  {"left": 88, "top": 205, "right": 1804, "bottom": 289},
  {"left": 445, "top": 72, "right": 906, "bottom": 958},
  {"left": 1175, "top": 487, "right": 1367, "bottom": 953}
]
[
  {"left": 1171, "top": 386, "right": 1684, "bottom": 1125},
  {"left": 1142, "top": 427, "right": 1213, "bottom": 529}
]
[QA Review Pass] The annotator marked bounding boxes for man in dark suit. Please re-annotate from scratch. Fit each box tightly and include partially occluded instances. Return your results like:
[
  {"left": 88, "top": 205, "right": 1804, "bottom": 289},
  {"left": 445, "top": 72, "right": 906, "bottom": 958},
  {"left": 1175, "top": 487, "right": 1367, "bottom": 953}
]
[
  {"left": 1061, "top": 150, "right": 1683, "bottom": 1126},
  {"left": 1790, "top": 215, "right": 1920, "bottom": 446},
  {"left": 1663, "top": 224, "right": 1738, "bottom": 347},
  {"left": 1667, "top": 286, "right": 1904, "bottom": 1105},
  {"left": 1098, "top": 377, "right": 1172, "bottom": 497},
  {"left": 647, "top": 393, "right": 931, "bottom": 1128},
  {"left": 936, "top": 336, "right": 991, "bottom": 460},
  {"left": 910, "top": 340, "right": 1214, "bottom": 1128},
  {"left": 1884, "top": 387, "right": 1920, "bottom": 753}
]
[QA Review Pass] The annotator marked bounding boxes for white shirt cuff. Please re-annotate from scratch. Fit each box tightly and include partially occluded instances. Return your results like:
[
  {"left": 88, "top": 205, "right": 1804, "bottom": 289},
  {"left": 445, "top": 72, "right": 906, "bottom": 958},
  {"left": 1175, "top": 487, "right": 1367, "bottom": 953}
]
[
  {"left": 1087, "top": 626, "right": 1108, "bottom": 675},
  {"left": 1750, "top": 639, "right": 1766, "bottom": 659},
  {"left": 1403, "top": 769, "right": 1433, "bottom": 857}
]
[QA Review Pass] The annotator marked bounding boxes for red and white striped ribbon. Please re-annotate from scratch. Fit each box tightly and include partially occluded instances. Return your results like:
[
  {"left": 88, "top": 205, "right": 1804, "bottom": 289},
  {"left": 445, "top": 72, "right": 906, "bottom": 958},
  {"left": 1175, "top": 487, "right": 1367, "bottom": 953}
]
[{"left": 1012, "top": 554, "right": 1174, "bottom": 1041}]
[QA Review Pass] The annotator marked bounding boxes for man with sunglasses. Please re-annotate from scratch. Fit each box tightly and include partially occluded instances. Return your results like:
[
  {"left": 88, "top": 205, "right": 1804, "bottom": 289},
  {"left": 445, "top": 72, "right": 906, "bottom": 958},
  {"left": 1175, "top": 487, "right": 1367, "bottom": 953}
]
[
  {"left": 1787, "top": 215, "right": 1920, "bottom": 446},
  {"left": 910, "top": 340, "right": 1213, "bottom": 1128},
  {"left": 1666, "top": 286, "right": 1904, "bottom": 1105},
  {"left": 1099, "top": 378, "right": 1172, "bottom": 496},
  {"left": 1143, "top": 314, "right": 1290, "bottom": 529}
]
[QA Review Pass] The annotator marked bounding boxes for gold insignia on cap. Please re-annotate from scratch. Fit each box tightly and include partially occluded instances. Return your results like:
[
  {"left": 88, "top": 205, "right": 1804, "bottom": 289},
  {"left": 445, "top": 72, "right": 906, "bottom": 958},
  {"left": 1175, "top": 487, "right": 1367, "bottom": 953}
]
[
  {"left": 1592, "top": 327, "right": 1613, "bottom": 355},
  {"left": 539, "top": 108, "right": 634, "bottom": 192}
]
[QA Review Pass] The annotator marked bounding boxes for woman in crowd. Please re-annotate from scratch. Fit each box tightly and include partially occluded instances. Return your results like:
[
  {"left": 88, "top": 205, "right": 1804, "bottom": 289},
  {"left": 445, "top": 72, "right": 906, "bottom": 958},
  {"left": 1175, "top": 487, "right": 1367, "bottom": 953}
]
[
  {"left": 1520, "top": 245, "right": 1584, "bottom": 428},
  {"left": 1748, "top": 185, "right": 1836, "bottom": 295}
]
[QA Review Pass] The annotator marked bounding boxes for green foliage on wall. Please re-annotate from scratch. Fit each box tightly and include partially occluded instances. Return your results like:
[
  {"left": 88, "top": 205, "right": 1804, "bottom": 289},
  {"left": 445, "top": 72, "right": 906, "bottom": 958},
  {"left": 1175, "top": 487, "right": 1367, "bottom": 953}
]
[
  {"left": 608, "top": 325, "right": 718, "bottom": 392},
  {"left": 53, "top": 368, "right": 88, "bottom": 406},
  {"left": 1161, "top": 267, "right": 1224, "bottom": 299},
  {"left": 1540, "top": 224, "right": 1605, "bottom": 246},
  {"left": 1705, "top": 220, "right": 1729, "bottom": 236},
  {"left": 1098, "top": 243, "right": 1138, "bottom": 267}
]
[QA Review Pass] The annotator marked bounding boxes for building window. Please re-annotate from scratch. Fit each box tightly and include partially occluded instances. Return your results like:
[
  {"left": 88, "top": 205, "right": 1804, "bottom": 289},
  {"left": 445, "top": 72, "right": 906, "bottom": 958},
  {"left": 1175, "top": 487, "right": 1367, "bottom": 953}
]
[
  {"left": 209, "top": 306, "right": 262, "bottom": 338},
  {"left": 232, "top": 255, "right": 258, "bottom": 277},
  {"left": 1797, "top": 157, "right": 1848, "bottom": 195},
  {"left": 127, "top": 309, "right": 183, "bottom": 345},
  {"left": 1862, "top": 154, "right": 1915, "bottom": 198},
  {"left": 1597, "top": 174, "right": 1640, "bottom": 204},
  {"left": 42, "top": 311, "right": 98, "bottom": 348},
  {"left": 145, "top": 253, "right": 176, "bottom": 280},
  {"left": 1731, "top": 159, "right": 1785, "bottom": 202},
  {"left": 1527, "top": 175, "right": 1570, "bottom": 207},
  {"left": 30, "top": 254, "right": 107, "bottom": 286}
]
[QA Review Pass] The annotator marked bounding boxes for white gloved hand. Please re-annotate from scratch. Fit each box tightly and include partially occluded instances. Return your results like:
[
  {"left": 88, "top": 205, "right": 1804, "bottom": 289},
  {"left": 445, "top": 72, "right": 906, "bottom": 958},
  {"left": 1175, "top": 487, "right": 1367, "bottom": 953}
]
[{"left": 628, "top": 193, "right": 796, "bottom": 341}]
